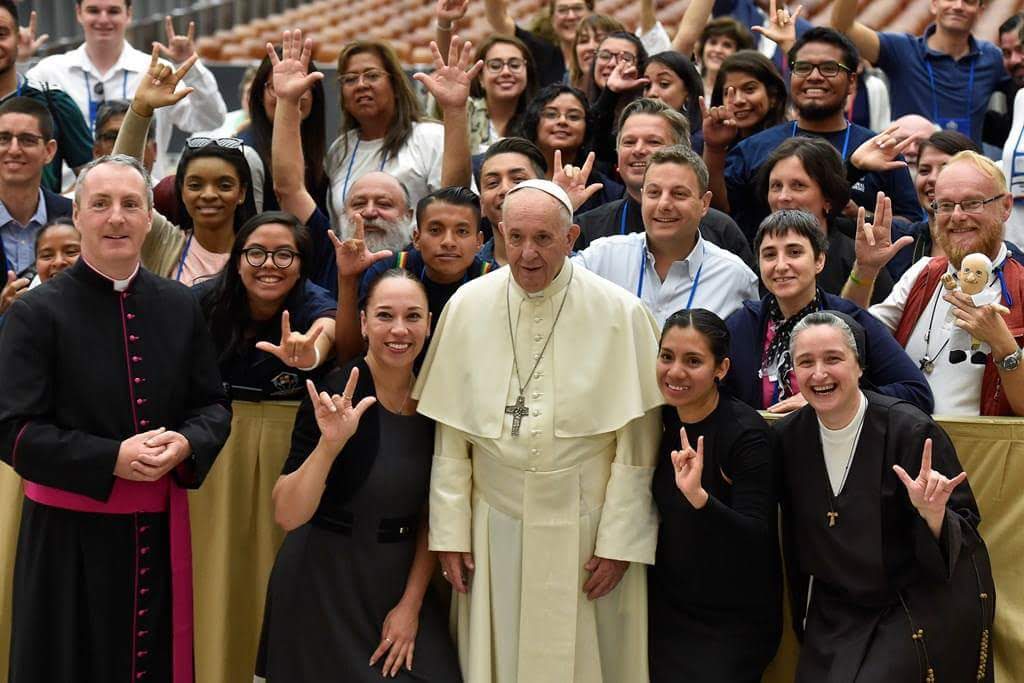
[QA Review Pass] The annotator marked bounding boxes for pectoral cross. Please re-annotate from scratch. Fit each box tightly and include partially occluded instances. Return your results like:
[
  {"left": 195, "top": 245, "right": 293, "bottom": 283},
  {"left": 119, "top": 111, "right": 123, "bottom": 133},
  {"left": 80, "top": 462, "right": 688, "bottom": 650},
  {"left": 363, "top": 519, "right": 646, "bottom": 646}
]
[
  {"left": 505, "top": 394, "right": 529, "bottom": 438},
  {"left": 826, "top": 511, "right": 839, "bottom": 528}
]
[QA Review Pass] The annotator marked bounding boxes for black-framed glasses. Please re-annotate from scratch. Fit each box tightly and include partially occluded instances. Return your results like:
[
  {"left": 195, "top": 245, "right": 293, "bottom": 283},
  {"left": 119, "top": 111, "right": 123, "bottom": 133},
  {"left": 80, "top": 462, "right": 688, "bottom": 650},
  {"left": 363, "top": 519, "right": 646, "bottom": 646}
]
[
  {"left": 0, "top": 132, "right": 45, "bottom": 148},
  {"left": 485, "top": 58, "right": 526, "bottom": 73},
  {"left": 186, "top": 136, "right": 244, "bottom": 150},
  {"left": 596, "top": 49, "right": 636, "bottom": 65},
  {"left": 931, "top": 194, "right": 1005, "bottom": 215},
  {"left": 243, "top": 247, "right": 300, "bottom": 269},
  {"left": 790, "top": 60, "right": 852, "bottom": 78}
]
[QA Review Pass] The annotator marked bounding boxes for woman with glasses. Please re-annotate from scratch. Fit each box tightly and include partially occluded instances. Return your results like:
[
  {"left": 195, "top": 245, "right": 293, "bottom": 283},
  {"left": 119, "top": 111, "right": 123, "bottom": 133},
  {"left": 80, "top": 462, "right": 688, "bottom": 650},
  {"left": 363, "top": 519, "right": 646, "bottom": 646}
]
[
  {"left": 114, "top": 49, "right": 258, "bottom": 284},
  {"left": 256, "top": 269, "right": 461, "bottom": 681},
  {"left": 569, "top": 14, "right": 624, "bottom": 91},
  {"left": 585, "top": 32, "right": 649, "bottom": 166},
  {"left": 695, "top": 50, "right": 787, "bottom": 155},
  {"left": 514, "top": 83, "right": 622, "bottom": 214},
  {"left": 467, "top": 35, "right": 537, "bottom": 154},
  {"left": 775, "top": 311, "right": 994, "bottom": 682},
  {"left": 326, "top": 40, "right": 446, "bottom": 231},
  {"left": 649, "top": 309, "right": 781, "bottom": 682},
  {"left": 723, "top": 209, "right": 932, "bottom": 415}
]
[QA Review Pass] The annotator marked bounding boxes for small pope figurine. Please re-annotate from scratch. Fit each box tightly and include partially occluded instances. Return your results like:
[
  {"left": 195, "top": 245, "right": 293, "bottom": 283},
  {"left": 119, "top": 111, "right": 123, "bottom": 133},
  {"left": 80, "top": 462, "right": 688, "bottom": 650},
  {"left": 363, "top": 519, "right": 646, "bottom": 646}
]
[{"left": 941, "top": 252, "right": 1011, "bottom": 364}]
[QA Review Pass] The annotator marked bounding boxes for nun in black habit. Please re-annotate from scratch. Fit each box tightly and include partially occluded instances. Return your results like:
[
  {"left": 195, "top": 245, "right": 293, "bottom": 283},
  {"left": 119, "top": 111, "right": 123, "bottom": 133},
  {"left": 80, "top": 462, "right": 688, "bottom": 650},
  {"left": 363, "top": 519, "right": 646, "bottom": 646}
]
[{"left": 774, "top": 311, "right": 995, "bottom": 682}]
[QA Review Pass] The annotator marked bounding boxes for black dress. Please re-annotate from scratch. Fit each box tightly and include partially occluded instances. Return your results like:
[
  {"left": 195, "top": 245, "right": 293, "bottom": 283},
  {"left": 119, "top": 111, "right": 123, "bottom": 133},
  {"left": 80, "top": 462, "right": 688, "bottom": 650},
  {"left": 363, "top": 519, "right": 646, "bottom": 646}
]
[
  {"left": 256, "top": 360, "right": 461, "bottom": 682},
  {"left": 648, "top": 396, "right": 782, "bottom": 683},
  {"left": 775, "top": 392, "right": 996, "bottom": 682}
]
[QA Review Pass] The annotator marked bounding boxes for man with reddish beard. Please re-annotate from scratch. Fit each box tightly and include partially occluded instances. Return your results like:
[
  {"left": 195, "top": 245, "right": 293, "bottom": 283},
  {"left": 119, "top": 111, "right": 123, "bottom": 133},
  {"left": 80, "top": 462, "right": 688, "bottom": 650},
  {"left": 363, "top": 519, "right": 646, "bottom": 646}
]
[
  {"left": 844, "top": 151, "right": 1024, "bottom": 416},
  {"left": 708, "top": 27, "right": 920, "bottom": 242}
]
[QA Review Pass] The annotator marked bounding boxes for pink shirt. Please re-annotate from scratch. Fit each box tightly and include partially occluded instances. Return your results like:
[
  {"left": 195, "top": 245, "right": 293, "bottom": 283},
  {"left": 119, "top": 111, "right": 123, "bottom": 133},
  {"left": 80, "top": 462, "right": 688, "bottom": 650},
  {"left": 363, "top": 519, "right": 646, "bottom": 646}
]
[{"left": 176, "top": 232, "right": 230, "bottom": 286}]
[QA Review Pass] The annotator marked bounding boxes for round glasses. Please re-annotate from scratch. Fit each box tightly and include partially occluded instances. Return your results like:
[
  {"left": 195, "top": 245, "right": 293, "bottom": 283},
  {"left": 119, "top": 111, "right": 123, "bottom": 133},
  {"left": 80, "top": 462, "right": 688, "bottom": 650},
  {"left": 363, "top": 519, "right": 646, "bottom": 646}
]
[
  {"left": 243, "top": 246, "right": 299, "bottom": 269},
  {"left": 485, "top": 58, "right": 525, "bottom": 73}
]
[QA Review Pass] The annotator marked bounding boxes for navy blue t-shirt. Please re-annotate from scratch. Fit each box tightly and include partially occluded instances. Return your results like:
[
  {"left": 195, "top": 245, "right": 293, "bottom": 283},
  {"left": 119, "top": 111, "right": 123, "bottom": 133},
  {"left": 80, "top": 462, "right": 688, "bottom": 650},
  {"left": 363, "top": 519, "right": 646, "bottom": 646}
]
[
  {"left": 194, "top": 278, "right": 337, "bottom": 400},
  {"left": 724, "top": 121, "right": 920, "bottom": 242},
  {"left": 876, "top": 25, "right": 1008, "bottom": 143}
]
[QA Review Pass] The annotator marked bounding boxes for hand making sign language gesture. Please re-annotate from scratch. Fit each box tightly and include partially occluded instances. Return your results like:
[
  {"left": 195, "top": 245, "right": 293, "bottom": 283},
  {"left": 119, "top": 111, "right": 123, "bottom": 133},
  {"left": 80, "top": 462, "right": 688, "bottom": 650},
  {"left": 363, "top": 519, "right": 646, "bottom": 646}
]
[
  {"left": 327, "top": 213, "right": 395, "bottom": 279},
  {"left": 606, "top": 58, "right": 649, "bottom": 94},
  {"left": 153, "top": 15, "right": 198, "bottom": 65},
  {"left": 751, "top": 0, "right": 803, "bottom": 54},
  {"left": 412, "top": 37, "right": 483, "bottom": 111},
  {"left": 305, "top": 368, "right": 376, "bottom": 449},
  {"left": 850, "top": 124, "right": 919, "bottom": 173},
  {"left": 671, "top": 427, "right": 710, "bottom": 510},
  {"left": 553, "top": 148, "right": 604, "bottom": 210},
  {"left": 699, "top": 91, "right": 739, "bottom": 151},
  {"left": 852, "top": 191, "right": 912, "bottom": 275},
  {"left": 131, "top": 44, "right": 198, "bottom": 118},
  {"left": 267, "top": 29, "right": 324, "bottom": 103},
  {"left": 255, "top": 310, "right": 326, "bottom": 369},
  {"left": 892, "top": 438, "right": 968, "bottom": 539},
  {"left": 16, "top": 11, "right": 48, "bottom": 62}
]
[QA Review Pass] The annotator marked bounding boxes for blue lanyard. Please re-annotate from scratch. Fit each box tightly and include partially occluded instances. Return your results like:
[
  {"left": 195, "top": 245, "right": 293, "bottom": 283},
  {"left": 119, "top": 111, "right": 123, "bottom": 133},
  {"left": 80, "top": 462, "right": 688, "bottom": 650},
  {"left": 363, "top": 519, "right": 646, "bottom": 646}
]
[
  {"left": 619, "top": 202, "right": 629, "bottom": 235},
  {"left": 637, "top": 242, "right": 705, "bottom": 307},
  {"left": 342, "top": 137, "right": 389, "bottom": 202},
  {"left": 926, "top": 59, "right": 975, "bottom": 131},
  {"left": 995, "top": 266, "right": 1014, "bottom": 307},
  {"left": 791, "top": 120, "right": 852, "bottom": 160},
  {"left": 84, "top": 71, "right": 129, "bottom": 130},
  {"left": 175, "top": 232, "right": 193, "bottom": 283}
]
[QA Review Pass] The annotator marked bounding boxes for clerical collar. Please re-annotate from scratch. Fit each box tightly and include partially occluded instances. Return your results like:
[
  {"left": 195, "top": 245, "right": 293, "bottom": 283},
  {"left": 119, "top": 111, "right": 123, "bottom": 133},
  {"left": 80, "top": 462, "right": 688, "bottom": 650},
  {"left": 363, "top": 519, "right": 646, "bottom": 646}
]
[
  {"left": 509, "top": 257, "right": 573, "bottom": 301},
  {"left": 80, "top": 255, "right": 140, "bottom": 291}
]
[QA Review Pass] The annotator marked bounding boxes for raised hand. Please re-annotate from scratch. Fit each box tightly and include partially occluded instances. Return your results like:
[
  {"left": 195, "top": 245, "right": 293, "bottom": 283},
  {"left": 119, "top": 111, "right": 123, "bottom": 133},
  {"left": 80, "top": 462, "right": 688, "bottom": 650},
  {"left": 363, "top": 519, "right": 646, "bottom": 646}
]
[
  {"left": 606, "top": 59, "right": 649, "bottom": 94},
  {"left": 255, "top": 310, "right": 324, "bottom": 369},
  {"left": 436, "top": 0, "right": 470, "bottom": 28},
  {"left": 552, "top": 149, "right": 604, "bottom": 210},
  {"left": 327, "top": 214, "right": 394, "bottom": 278},
  {"left": 751, "top": 0, "right": 802, "bottom": 51},
  {"left": 699, "top": 93, "right": 739, "bottom": 151},
  {"left": 850, "top": 124, "right": 917, "bottom": 172},
  {"left": 892, "top": 438, "right": 968, "bottom": 537},
  {"left": 132, "top": 44, "right": 197, "bottom": 117},
  {"left": 671, "top": 427, "right": 709, "bottom": 509},
  {"left": 369, "top": 599, "right": 420, "bottom": 676},
  {"left": 16, "top": 11, "right": 49, "bottom": 63},
  {"left": 852, "top": 191, "right": 911, "bottom": 275},
  {"left": 267, "top": 29, "right": 324, "bottom": 104},
  {"left": 412, "top": 37, "right": 483, "bottom": 111},
  {"left": 0, "top": 270, "right": 30, "bottom": 314},
  {"left": 306, "top": 369, "right": 376, "bottom": 448},
  {"left": 153, "top": 16, "right": 197, "bottom": 64}
]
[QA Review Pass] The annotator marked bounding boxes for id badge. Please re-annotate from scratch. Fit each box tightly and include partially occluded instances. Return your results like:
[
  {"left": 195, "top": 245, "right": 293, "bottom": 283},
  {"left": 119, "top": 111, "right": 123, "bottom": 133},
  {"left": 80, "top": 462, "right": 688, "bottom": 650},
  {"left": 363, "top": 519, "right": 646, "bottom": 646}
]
[{"left": 937, "top": 115, "right": 971, "bottom": 134}]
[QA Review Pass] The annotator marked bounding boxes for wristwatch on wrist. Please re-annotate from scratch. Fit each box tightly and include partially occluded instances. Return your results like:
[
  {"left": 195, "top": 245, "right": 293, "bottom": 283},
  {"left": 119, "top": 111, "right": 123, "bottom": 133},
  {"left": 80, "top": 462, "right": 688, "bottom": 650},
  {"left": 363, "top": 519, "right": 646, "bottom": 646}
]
[{"left": 995, "top": 346, "right": 1022, "bottom": 371}]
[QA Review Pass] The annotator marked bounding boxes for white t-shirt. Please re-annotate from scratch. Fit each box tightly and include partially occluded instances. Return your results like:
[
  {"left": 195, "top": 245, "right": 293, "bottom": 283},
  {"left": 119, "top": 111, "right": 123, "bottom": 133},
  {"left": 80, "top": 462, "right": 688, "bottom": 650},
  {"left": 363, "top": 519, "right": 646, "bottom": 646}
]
[
  {"left": 325, "top": 121, "right": 445, "bottom": 228},
  {"left": 869, "top": 244, "right": 1009, "bottom": 416},
  {"left": 818, "top": 391, "right": 868, "bottom": 495}
]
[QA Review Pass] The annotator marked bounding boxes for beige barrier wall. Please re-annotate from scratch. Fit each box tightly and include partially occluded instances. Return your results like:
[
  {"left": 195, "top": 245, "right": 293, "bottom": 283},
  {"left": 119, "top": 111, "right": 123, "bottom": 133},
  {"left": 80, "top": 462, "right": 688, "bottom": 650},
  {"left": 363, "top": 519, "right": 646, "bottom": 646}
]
[{"left": 0, "top": 409, "right": 1021, "bottom": 682}]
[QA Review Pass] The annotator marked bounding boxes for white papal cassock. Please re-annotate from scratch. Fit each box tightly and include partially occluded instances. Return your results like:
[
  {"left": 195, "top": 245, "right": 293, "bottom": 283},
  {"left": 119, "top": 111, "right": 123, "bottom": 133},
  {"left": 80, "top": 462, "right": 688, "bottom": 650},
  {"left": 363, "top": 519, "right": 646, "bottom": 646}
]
[{"left": 414, "top": 261, "right": 663, "bottom": 683}]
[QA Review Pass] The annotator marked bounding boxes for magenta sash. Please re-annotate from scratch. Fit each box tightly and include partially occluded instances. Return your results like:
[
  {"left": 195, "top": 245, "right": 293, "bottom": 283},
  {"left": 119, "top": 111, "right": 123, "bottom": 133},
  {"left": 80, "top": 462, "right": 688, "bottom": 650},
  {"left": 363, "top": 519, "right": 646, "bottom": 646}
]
[{"left": 24, "top": 476, "right": 194, "bottom": 683}]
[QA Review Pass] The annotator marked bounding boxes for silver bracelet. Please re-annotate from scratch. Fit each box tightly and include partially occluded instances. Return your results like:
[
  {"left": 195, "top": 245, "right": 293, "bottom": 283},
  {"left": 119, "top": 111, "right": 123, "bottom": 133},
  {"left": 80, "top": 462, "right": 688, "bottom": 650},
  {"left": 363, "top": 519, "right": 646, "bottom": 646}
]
[{"left": 297, "top": 345, "right": 322, "bottom": 372}]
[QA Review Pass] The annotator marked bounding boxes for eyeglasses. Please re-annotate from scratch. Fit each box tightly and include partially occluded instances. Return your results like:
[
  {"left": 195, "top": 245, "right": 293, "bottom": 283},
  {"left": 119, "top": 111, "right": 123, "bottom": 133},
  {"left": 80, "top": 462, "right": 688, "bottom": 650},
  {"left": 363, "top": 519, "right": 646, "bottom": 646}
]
[
  {"left": 540, "top": 108, "right": 586, "bottom": 123},
  {"left": 485, "top": 58, "right": 526, "bottom": 73},
  {"left": 0, "top": 132, "right": 45, "bottom": 149},
  {"left": 339, "top": 69, "right": 388, "bottom": 88},
  {"left": 596, "top": 49, "right": 636, "bottom": 65},
  {"left": 931, "top": 194, "right": 1005, "bottom": 215},
  {"left": 186, "top": 136, "right": 244, "bottom": 150},
  {"left": 243, "top": 246, "right": 300, "bottom": 269},
  {"left": 554, "top": 3, "right": 587, "bottom": 16},
  {"left": 790, "top": 60, "right": 852, "bottom": 78}
]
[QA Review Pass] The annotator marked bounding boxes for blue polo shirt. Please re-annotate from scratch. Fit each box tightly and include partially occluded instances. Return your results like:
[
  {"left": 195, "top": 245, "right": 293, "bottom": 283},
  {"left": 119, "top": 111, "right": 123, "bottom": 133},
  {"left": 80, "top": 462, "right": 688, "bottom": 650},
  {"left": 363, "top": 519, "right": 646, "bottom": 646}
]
[
  {"left": 0, "top": 188, "right": 47, "bottom": 274},
  {"left": 724, "top": 121, "right": 920, "bottom": 242},
  {"left": 876, "top": 24, "right": 1008, "bottom": 143}
]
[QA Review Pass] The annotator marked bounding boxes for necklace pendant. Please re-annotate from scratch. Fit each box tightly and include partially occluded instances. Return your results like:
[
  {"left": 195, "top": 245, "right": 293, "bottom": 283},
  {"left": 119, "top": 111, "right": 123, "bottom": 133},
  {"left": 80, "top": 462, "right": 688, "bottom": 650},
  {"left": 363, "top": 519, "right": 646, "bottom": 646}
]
[
  {"left": 826, "top": 511, "right": 839, "bottom": 528},
  {"left": 504, "top": 394, "right": 529, "bottom": 438},
  {"left": 919, "top": 356, "right": 935, "bottom": 375}
]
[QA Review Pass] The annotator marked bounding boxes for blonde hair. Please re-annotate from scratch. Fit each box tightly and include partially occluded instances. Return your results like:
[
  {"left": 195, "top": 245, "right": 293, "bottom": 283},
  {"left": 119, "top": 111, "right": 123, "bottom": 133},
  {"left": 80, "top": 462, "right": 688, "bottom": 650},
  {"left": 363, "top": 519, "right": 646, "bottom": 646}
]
[{"left": 945, "top": 150, "right": 1008, "bottom": 194}]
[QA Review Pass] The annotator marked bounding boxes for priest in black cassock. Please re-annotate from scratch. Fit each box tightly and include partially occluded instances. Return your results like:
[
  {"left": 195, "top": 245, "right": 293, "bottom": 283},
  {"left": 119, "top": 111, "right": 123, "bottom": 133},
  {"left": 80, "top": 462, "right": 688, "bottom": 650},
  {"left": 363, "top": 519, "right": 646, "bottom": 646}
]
[
  {"left": 775, "top": 311, "right": 995, "bottom": 682},
  {"left": 0, "top": 153, "right": 231, "bottom": 682}
]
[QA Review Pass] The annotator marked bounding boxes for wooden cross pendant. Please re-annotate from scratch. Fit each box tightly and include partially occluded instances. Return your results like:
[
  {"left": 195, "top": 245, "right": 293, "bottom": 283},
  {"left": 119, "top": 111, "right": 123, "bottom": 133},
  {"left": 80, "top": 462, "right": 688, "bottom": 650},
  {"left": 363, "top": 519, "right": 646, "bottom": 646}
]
[
  {"left": 826, "top": 511, "right": 839, "bottom": 528},
  {"left": 505, "top": 395, "right": 529, "bottom": 437}
]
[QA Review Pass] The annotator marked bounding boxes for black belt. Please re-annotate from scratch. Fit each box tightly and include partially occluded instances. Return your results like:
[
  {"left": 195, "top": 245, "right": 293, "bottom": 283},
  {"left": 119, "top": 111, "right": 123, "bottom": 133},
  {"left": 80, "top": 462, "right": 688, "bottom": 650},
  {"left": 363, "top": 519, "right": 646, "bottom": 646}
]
[{"left": 311, "top": 509, "right": 419, "bottom": 543}]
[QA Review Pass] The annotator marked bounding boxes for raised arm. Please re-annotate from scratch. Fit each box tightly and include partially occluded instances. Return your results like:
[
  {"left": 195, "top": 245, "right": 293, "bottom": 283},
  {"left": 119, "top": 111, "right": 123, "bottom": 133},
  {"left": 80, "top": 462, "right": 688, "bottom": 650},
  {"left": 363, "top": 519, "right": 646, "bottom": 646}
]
[
  {"left": 269, "top": 30, "right": 324, "bottom": 223},
  {"left": 435, "top": 0, "right": 469, "bottom": 65},
  {"left": 700, "top": 94, "right": 739, "bottom": 212},
  {"left": 840, "top": 194, "right": 910, "bottom": 307},
  {"left": 672, "top": 0, "right": 715, "bottom": 56},
  {"left": 752, "top": 0, "right": 803, "bottom": 57},
  {"left": 153, "top": 16, "right": 227, "bottom": 131},
  {"left": 413, "top": 38, "right": 483, "bottom": 188},
  {"left": 484, "top": 0, "right": 516, "bottom": 36},
  {"left": 830, "top": 0, "right": 880, "bottom": 64},
  {"left": 640, "top": 0, "right": 657, "bottom": 34}
]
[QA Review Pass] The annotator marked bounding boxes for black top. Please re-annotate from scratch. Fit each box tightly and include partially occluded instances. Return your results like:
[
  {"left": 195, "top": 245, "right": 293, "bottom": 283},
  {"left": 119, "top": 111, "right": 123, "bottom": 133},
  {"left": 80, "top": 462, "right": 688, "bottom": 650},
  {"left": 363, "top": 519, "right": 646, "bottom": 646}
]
[
  {"left": 0, "top": 259, "right": 232, "bottom": 499},
  {"left": 515, "top": 25, "right": 566, "bottom": 88},
  {"left": 821, "top": 226, "right": 894, "bottom": 304},
  {"left": 650, "top": 396, "right": 781, "bottom": 611},
  {"left": 574, "top": 194, "right": 756, "bottom": 269}
]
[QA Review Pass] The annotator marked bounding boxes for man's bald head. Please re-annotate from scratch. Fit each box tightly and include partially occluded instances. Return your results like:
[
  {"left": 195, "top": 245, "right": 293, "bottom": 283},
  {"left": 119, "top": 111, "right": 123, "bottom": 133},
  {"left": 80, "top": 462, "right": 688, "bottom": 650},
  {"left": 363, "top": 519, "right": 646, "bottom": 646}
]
[
  {"left": 346, "top": 171, "right": 411, "bottom": 214},
  {"left": 342, "top": 171, "right": 414, "bottom": 253},
  {"left": 892, "top": 114, "right": 940, "bottom": 166}
]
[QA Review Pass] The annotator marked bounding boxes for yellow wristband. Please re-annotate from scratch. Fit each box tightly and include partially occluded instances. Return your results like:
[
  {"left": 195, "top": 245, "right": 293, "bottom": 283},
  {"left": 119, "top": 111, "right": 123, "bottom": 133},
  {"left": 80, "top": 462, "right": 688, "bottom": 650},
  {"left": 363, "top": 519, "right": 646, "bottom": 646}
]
[{"left": 848, "top": 271, "right": 873, "bottom": 287}]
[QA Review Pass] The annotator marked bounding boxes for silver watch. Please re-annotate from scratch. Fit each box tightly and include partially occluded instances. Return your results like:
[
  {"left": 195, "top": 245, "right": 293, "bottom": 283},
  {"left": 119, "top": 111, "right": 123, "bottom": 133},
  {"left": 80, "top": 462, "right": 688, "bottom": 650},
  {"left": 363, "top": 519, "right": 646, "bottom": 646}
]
[{"left": 996, "top": 347, "right": 1023, "bottom": 372}]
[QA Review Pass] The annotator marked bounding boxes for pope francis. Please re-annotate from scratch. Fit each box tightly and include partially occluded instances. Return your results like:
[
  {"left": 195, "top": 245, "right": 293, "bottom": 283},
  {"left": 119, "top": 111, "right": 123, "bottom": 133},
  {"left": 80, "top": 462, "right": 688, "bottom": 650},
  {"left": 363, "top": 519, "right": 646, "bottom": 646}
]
[{"left": 414, "top": 180, "right": 663, "bottom": 682}]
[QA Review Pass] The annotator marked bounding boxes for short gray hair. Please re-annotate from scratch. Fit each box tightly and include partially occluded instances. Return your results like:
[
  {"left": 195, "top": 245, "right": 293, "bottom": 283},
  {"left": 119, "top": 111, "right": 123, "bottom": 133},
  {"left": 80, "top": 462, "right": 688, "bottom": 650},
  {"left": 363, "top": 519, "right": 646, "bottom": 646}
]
[
  {"left": 74, "top": 154, "right": 153, "bottom": 210},
  {"left": 616, "top": 98, "right": 691, "bottom": 148},
  {"left": 789, "top": 311, "right": 860, "bottom": 364}
]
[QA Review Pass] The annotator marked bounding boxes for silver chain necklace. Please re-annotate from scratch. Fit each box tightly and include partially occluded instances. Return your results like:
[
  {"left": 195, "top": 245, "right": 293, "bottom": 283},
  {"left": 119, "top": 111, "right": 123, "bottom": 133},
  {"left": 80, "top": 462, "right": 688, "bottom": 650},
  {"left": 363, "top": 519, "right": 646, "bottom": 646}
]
[{"left": 503, "top": 266, "right": 574, "bottom": 437}]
